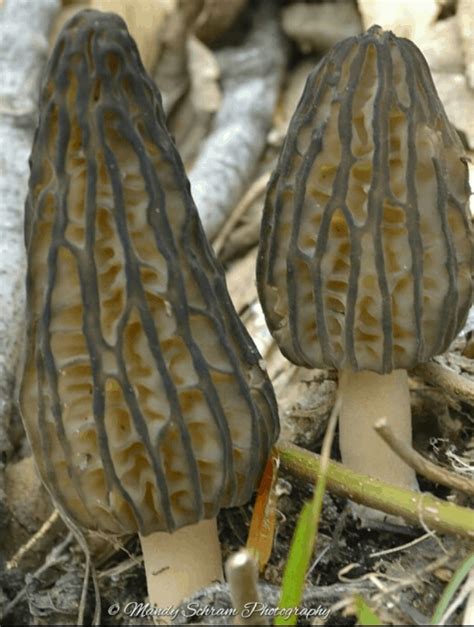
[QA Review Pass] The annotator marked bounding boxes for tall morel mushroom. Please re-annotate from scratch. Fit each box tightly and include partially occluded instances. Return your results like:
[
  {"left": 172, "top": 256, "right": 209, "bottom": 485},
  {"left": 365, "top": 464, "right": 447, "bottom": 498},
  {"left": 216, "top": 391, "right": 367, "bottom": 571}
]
[
  {"left": 257, "top": 26, "right": 472, "bottom": 506},
  {"left": 19, "top": 9, "right": 279, "bottom": 606}
]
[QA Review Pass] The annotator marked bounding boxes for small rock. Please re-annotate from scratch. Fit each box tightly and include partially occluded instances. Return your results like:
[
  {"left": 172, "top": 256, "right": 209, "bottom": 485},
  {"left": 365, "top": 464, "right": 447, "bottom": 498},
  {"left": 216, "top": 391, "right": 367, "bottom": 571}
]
[
  {"left": 434, "top": 567, "right": 453, "bottom": 582},
  {"left": 282, "top": 2, "right": 362, "bottom": 54}
]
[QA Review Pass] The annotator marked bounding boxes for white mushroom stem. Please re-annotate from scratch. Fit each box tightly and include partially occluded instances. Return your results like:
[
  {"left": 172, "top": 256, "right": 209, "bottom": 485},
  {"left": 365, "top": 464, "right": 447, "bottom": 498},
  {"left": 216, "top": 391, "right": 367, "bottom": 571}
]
[
  {"left": 140, "top": 518, "right": 223, "bottom": 610},
  {"left": 338, "top": 369, "right": 417, "bottom": 489},
  {"left": 225, "top": 549, "right": 268, "bottom": 626}
]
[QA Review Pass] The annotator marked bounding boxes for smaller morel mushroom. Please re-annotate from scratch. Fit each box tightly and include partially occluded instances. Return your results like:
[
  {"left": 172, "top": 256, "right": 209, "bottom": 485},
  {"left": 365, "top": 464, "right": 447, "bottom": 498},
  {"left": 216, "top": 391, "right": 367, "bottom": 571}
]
[
  {"left": 19, "top": 10, "right": 279, "bottom": 607},
  {"left": 257, "top": 26, "right": 472, "bottom": 513}
]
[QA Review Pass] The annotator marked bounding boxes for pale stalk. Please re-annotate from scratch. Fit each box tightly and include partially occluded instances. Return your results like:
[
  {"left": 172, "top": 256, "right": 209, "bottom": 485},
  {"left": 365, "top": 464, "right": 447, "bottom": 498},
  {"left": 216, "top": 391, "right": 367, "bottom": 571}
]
[
  {"left": 140, "top": 518, "right": 223, "bottom": 610},
  {"left": 225, "top": 549, "right": 268, "bottom": 625},
  {"left": 338, "top": 369, "right": 417, "bottom": 489}
]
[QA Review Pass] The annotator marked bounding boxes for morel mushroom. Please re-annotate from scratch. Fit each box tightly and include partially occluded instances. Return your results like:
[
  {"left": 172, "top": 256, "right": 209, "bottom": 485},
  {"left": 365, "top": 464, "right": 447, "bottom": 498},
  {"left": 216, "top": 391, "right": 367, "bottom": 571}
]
[
  {"left": 257, "top": 26, "right": 472, "bottom": 502},
  {"left": 19, "top": 9, "right": 279, "bottom": 607}
]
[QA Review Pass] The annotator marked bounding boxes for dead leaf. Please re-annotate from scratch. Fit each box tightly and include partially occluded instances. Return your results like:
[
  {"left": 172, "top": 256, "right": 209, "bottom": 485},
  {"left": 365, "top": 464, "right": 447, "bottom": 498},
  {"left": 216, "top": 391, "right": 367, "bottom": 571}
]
[{"left": 246, "top": 450, "right": 280, "bottom": 572}]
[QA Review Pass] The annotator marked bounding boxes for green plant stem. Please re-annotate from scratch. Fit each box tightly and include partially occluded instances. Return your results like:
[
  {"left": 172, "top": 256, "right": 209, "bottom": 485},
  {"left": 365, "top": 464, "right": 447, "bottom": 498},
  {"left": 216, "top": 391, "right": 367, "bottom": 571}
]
[{"left": 277, "top": 440, "right": 474, "bottom": 539}]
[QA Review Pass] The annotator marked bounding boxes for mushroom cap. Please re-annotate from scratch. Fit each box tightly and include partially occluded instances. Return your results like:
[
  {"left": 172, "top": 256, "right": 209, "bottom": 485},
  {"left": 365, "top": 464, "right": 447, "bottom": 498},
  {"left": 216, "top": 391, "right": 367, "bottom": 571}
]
[
  {"left": 257, "top": 25, "right": 473, "bottom": 374},
  {"left": 19, "top": 10, "right": 279, "bottom": 536}
]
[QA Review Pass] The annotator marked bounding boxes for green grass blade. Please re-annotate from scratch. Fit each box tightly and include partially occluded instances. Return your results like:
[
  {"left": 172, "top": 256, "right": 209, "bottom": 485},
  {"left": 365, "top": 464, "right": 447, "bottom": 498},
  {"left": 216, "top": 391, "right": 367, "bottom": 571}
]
[
  {"left": 275, "top": 465, "right": 328, "bottom": 625},
  {"left": 275, "top": 500, "right": 317, "bottom": 625},
  {"left": 430, "top": 553, "right": 474, "bottom": 624},
  {"left": 355, "top": 596, "right": 383, "bottom": 625},
  {"left": 275, "top": 400, "right": 340, "bottom": 625}
]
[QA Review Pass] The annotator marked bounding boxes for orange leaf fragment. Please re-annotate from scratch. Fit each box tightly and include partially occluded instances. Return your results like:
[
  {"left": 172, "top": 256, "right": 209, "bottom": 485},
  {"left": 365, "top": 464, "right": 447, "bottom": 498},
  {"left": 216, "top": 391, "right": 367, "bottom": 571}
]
[{"left": 246, "top": 447, "right": 280, "bottom": 572}]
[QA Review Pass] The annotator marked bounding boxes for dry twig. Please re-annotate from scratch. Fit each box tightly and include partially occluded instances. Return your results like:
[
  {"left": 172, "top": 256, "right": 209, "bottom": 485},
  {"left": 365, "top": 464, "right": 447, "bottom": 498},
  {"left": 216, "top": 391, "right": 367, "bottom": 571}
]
[
  {"left": 413, "top": 362, "right": 474, "bottom": 406},
  {"left": 369, "top": 530, "right": 436, "bottom": 558},
  {"left": 6, "top": 509, "right": 60, "bottom": 570},
  {"left": 374, "top": 417, "right": 474, "bottom": 496},
  {"left": 98, "top": 555, "right": 143, "bottom": 580}
]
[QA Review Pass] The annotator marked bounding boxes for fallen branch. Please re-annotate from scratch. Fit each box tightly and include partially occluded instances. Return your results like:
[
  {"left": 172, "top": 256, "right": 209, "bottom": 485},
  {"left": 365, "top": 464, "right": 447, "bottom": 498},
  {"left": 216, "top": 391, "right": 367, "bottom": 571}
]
[
  {"left": 412, "top": 362, "right": 474, "bottom": 406},
  {"left": 277, "top": 440, "right": 474, "bottom": 539},
  {"left": 189, "top": 0, "right": 287, "bottom": 240},
  {"left": 374, "top": 418, "right": 474, "bottom": 496}
]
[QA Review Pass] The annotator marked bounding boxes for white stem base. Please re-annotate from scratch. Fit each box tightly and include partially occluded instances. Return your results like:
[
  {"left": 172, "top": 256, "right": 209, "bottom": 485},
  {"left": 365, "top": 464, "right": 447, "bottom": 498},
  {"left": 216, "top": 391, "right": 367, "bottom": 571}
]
[
  {"left": 140, "top": 518, "right": 223, "bottom": 610},
  {"left": 338, "top": 369, "right": 417, "bottom": 490},
  {"left": 225, "top": 550, "right": 268, "bottom": 625}
]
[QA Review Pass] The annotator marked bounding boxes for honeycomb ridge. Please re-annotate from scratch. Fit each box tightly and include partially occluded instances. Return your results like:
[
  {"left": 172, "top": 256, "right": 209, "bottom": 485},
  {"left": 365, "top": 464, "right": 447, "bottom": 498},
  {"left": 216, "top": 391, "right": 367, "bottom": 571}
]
[
  {"left": 20, "top": 10, "right": 279, "bottom": 535},
  {"left": 257, "top": 26, "right": 473, "bottom": 373}
]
